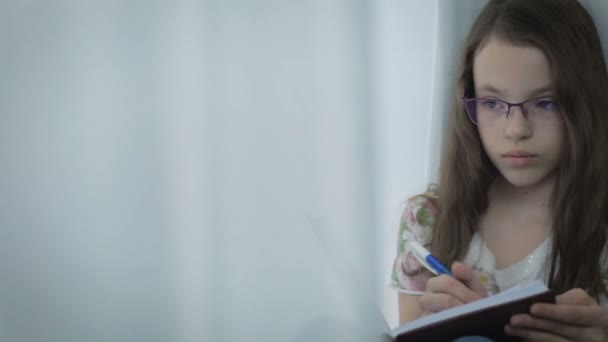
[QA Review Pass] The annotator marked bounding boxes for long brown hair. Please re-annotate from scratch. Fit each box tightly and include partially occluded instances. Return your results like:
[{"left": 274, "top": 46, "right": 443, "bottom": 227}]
[{"left": 432, "top": 0, "right": 608, "bottom": 300}]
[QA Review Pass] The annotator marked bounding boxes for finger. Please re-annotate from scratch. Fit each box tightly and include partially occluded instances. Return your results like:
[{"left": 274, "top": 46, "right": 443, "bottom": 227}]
[
  {"left": 555, "top": 288, "right": 597, "bottom": 306},
  {"left": 510, "top": 313, "right": 588, "bottom": 341},
  {"left": 529, "top": 303, "right": 608, "bottom": 327},
  {"left": 505, "top": 324, "right": 571, "bottom": 342},
  {"left": 451, "top": 261, "right": 488, "bottom": 298},
  {"left": 417, "top": 292, "right": 464, "bottom": 313},
  {"left": 426, "top": 274, "right": 483, "bottom": 304}
]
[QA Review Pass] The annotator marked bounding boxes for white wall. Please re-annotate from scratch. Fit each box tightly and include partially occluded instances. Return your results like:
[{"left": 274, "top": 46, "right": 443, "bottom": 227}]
[
  {"left": 373, "top": 0, "right": 487, "bottom": 329},
  {"left": 581, "top": 0, "right": 608, "bottom": 57}
]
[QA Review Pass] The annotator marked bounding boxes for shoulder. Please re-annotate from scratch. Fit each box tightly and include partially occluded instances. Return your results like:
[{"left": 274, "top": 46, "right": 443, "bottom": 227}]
[
  {"left": 391, "top": 190, "right": 439, "bottom": 293},
  {"left": 399, "top": 189, "right": 439, "bottom": 240}
]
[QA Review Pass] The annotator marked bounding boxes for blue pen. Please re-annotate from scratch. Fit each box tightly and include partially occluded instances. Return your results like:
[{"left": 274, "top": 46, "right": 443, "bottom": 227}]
[{"left": 408, "top": 241, "right": 453, "bottom": 276}]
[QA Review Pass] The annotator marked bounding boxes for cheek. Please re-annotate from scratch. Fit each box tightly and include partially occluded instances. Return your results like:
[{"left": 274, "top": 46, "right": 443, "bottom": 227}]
[
  {"left": 476, "top": 123, "right": 499, "bottom": 152},
  {"left": 537, "top": 127, "right": 566, "bottom": 159}
]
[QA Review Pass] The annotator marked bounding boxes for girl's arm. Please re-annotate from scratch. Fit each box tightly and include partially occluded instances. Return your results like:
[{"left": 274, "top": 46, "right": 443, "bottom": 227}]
[{"left": 398, "top": 293, "right": 423, "bottom": 324}]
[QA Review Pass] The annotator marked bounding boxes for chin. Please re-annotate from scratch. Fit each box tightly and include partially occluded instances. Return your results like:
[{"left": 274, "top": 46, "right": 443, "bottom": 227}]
[
  {"left": 499, "top": 170, "right": 553, "bottom": 189},
  {"left": 503, "top": 177, "right": 540, "bottom": 188}
]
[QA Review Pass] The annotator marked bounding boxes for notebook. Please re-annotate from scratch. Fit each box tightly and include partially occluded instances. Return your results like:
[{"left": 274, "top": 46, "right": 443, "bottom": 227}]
[{"left": 388, "top": 280, "right": 555, "bottom": 342}]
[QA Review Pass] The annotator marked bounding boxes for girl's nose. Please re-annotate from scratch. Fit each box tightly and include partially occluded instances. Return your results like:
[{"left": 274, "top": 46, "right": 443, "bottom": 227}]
[{"left": 504, "top": 106, "right": 532, "bottom": 141}]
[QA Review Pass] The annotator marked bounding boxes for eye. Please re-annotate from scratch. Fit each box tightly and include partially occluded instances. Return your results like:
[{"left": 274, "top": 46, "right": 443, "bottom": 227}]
[
  {"left": 535, "top": 99, "right": 558, "bottom": 110},
  {"left": 481, "top": 99, "right": 504, "bottom": 110}
]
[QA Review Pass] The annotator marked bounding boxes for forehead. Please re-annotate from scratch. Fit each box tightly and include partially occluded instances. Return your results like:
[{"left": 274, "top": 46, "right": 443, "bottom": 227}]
[{"left": 473, "top": 37, "right": 553, "bottom": 99}]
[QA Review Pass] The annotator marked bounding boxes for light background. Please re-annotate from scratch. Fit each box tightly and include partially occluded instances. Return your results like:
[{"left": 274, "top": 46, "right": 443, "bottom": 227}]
[{"left": 1, "top": 1, "right": 608, "bottom": 341}]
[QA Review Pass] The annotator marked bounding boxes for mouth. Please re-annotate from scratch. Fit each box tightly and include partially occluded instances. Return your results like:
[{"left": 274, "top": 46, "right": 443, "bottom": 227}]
[
  {"left": 502, "top": 150, "right": 537, "bottom": 166},
  {"left": 502, "top": 150, "right": 536, "bottom": 157}
]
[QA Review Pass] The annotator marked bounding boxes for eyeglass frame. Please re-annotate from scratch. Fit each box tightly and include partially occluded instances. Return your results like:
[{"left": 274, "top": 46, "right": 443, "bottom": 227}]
[{"left": 461, "top": 96, "right": 564, "bottom": 125}]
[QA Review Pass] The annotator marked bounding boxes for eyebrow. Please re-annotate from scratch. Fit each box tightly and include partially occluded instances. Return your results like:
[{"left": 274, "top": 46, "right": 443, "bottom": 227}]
[{"left": 476, "top": 84, "right": 553, "bottom": 98}]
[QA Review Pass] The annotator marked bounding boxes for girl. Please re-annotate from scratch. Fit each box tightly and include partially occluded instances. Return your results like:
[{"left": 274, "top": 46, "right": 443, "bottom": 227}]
[{"left": 391, "top": 0, "right": 608, "bottom": 340}]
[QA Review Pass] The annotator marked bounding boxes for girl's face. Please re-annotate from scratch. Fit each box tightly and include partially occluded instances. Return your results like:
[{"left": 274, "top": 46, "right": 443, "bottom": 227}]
[{"left": 473, "top": 37, "right": 565, "bottom": 189}]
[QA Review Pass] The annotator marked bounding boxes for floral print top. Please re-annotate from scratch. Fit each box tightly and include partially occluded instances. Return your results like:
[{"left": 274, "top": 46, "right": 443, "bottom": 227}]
[{"left": 391, "top": 190, "right": 608, "bottom": 297}]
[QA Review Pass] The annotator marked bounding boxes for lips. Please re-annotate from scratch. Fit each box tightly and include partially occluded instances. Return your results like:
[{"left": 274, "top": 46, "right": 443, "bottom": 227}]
[
  {"left": 502, "top": 150, "right": 536, "bottom": 158},
  {"left": 502, "top": 150, "right": 537, "bottom": 166}
]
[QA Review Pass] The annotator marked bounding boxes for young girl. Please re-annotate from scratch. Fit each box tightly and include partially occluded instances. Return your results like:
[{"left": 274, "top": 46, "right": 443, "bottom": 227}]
[{"left": 391, "top": 0, "right": 608, "bottom": 340}]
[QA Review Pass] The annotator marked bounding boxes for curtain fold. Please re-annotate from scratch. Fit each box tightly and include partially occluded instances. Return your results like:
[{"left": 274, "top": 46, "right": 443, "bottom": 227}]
[{"left": 0, "top": 1, "right": 378, "bottom": 341}]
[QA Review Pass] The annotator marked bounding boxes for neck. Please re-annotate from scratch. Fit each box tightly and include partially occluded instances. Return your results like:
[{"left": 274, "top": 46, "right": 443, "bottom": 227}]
[
  {"left": 483, "top": 174, "right": 556, "bottom": 238},
  {"left": 491, "top": 174, "right": 556, "bottom": 207}
]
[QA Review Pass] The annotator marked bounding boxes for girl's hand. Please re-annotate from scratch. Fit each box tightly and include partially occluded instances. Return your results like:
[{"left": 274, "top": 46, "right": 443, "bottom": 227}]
[
  {"left": 418, "top": 261, "right": 488, "bottom": 316},
  {"left": 506, "top": 288, "right": 608, "bottom": 341}
]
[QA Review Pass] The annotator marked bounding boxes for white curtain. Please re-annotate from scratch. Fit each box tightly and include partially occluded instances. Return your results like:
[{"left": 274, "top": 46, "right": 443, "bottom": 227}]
[
  {"left": 1, "top": 1, "right": 379, "bottom": 341},
  {"left": 10, "top": 0, "right": 608, "bottom": 341}
]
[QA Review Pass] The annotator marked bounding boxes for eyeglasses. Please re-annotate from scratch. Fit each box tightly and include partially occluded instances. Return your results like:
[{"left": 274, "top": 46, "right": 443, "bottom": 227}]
[{"left": 462, "top": 96, "right": 564, "bottom": 125}]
